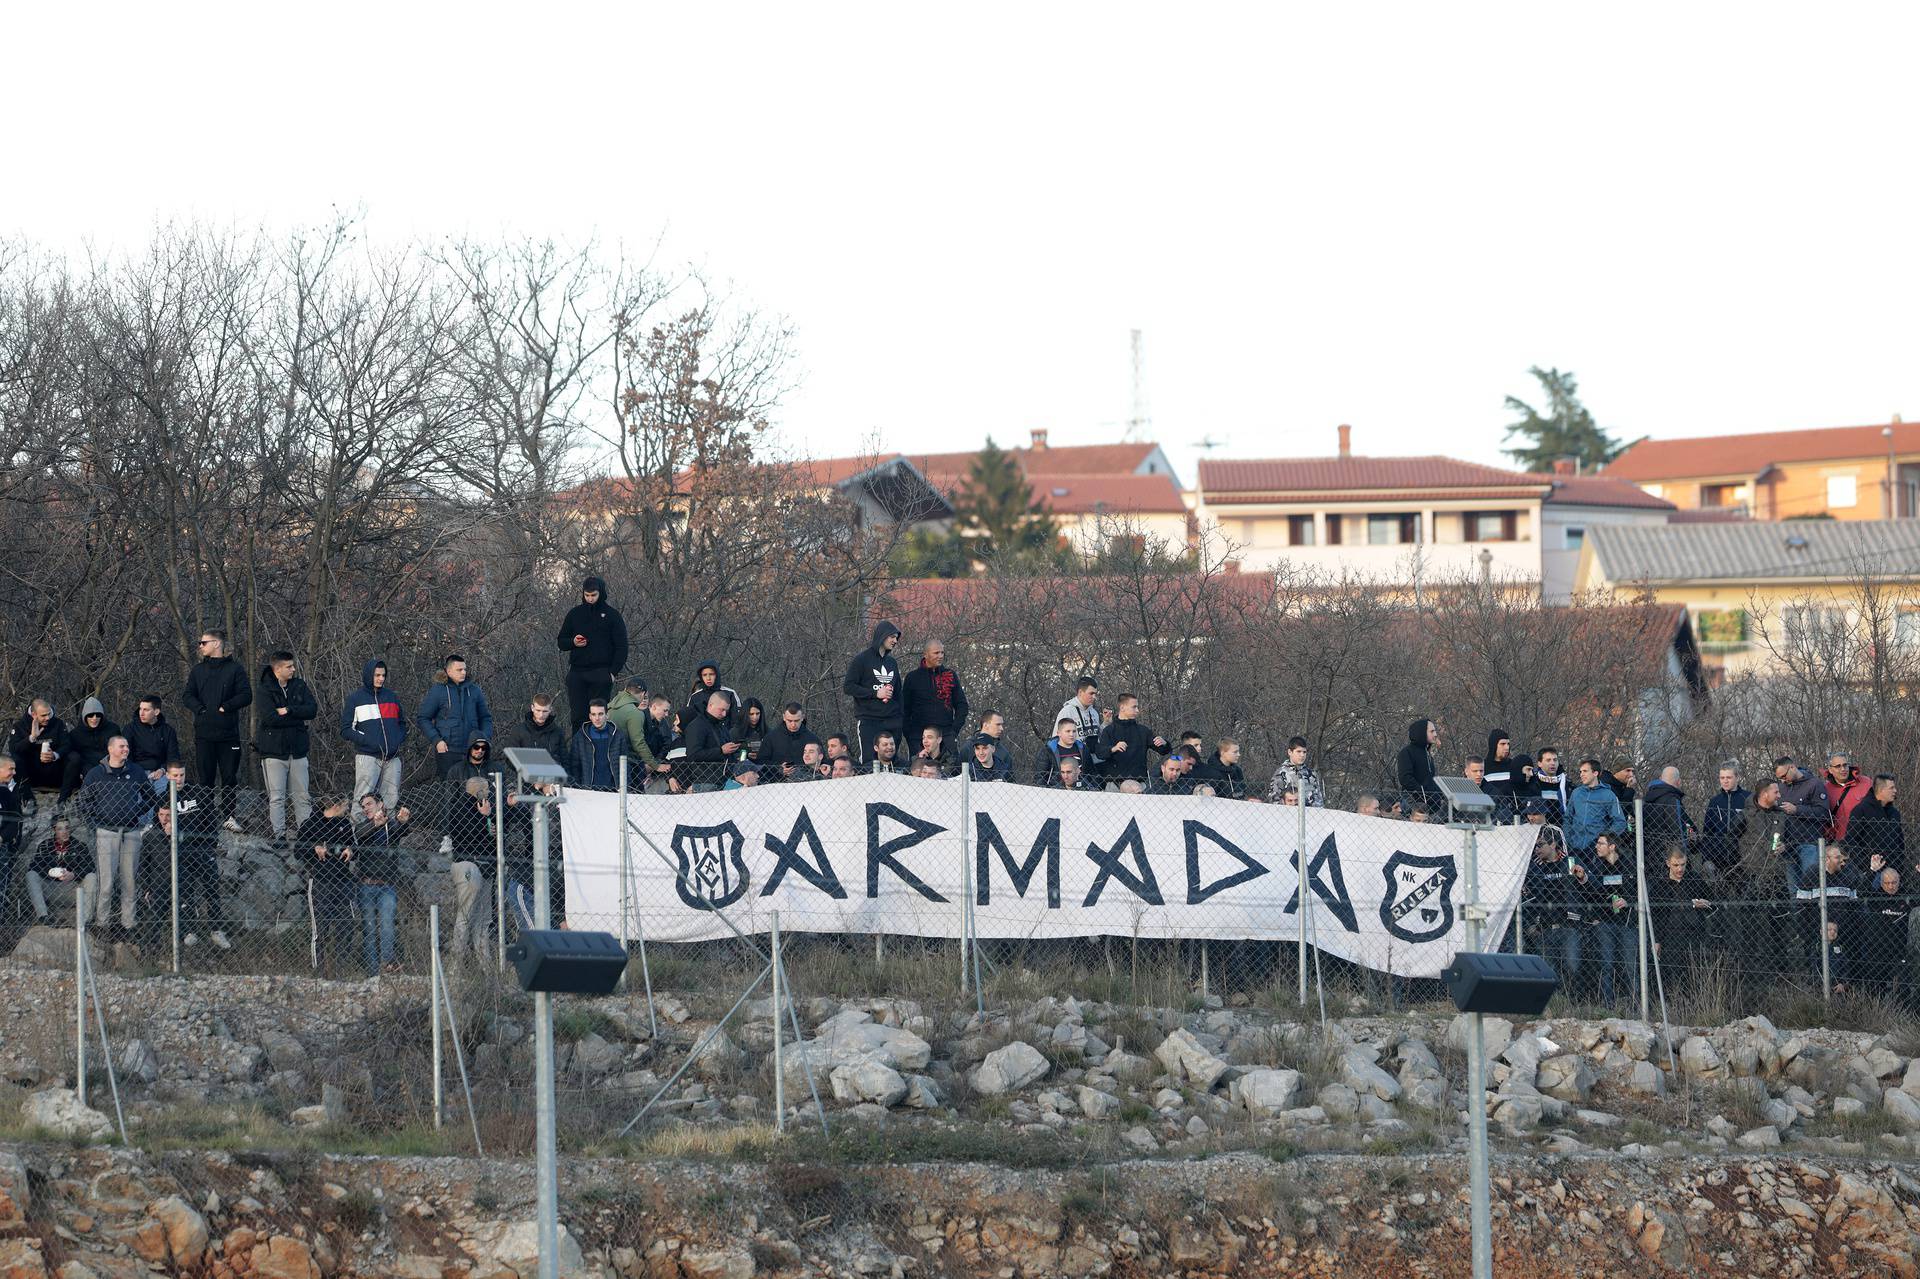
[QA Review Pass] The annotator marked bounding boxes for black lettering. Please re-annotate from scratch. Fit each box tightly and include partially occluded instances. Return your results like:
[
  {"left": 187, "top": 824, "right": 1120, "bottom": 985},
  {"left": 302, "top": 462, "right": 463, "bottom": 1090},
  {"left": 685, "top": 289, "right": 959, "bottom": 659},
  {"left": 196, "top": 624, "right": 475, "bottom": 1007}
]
[
  {"left": 1284, "top": 832, "right": 1358, "bottom": 932},
  {"left": 1083, "top": 818, "right": 1163, "bottom": 907},
  {"left": 866, "top": 802, "right": 949, "bottom": 903},
  {"left": 1184, "top": 820, "right": 1269, "bottom": 905},
  {"left": 975, "top": 812, "right": 1060, "bottom": 908},
  {"left": 760, "top": 807, "right": 847, "bottom": 899}
]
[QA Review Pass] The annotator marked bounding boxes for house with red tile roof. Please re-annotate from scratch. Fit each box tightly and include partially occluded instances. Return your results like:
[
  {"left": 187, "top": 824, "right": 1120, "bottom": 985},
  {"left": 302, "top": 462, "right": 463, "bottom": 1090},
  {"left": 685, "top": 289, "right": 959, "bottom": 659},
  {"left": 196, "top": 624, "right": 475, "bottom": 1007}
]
[
  {"left": 1603, "top": 419, "right": 1920, "bottom": 521},
  {"left": 1191, "top": 424, "right": 1555, "bottom": 584},
  {"left": 1539, "top": 464, "right": 1679, "bottom": 603}
]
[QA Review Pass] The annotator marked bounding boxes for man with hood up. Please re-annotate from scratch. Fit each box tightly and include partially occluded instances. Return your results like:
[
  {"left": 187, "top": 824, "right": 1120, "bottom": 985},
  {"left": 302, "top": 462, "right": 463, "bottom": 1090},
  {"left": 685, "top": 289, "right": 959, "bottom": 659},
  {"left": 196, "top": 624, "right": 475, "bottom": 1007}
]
[
  {"left": 59, "top": 697, "right": 121, "bottom": 803},
  {"left": 557, "top": 576, "right": 629, "bottom": 730},
  {"left": 1394, "top": 719, "right": 1441, "bottom": 808},
  {"left": 341, "top": 659, "right": 407, "bottom": 809},
  {"left": 842, "top": 620, "right": 902, "bottom": 765},
  {"left": 683, "top": 663, "right": 741, "bottom": 733},
  {"left": 1481, "top": 729, "right": 1532, "bottom": 822},
  {"left": 182, "top": 629, "right": 252, "bottom": 823}
]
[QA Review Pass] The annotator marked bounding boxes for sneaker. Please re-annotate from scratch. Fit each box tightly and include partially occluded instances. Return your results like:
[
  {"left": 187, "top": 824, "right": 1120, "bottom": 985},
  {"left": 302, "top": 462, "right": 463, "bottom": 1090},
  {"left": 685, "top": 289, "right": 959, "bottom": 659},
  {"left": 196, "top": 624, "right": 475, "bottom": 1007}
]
[
  {"left": 210, "top": 931, "right": 232, "bottom": 951},
  {"left": 223, "top": 818, "right": 243, "bottom": 834},
  {"left": 183, "top": 933, "right": 199, "bottom": 947}
]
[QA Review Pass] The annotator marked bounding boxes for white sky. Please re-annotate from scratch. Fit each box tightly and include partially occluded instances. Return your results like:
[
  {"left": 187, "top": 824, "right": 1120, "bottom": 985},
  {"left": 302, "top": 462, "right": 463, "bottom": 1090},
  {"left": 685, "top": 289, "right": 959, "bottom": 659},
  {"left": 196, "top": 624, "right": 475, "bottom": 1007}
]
[{"left": 6, "top": 3, "right": 1917, "bottom": 486}]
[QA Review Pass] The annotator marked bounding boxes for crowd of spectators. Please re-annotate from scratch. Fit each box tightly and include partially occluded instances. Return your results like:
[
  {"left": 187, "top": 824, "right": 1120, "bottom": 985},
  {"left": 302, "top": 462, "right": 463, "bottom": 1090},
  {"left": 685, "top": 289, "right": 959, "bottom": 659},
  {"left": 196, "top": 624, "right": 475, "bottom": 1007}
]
[{"left": 0, "top": 577, "right": 1909, "bottom": 1001}]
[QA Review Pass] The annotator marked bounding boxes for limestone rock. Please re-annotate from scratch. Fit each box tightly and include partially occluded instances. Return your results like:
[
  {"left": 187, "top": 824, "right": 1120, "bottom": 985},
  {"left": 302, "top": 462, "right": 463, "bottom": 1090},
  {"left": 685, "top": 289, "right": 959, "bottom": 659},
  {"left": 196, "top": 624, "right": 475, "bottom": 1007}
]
[
  {"left": 572, "top": 1032, "right": 624, "bottom": 1075},
  {"left": 1537, "top": 1054, "right": 1597, "bottom": 1103},
  {"left": 1235, "top": 1069, "right": 1303, "bottom": 1118},
  {"left": 972, "top": 1042, "right": 1049, "bottom": 1096},
  {"left": 831, "top": 1059, "right": 908, "bottom": 1108},
  {"left": 1075, "top": 1085, "right": 1120, "bottom": 1119},
  {"left": 1627, "top": 1060, "right": 1666, "bottom": 1096},
  {"left": 1154, "top": 1029, "right": 1229, "bottom": 1091},
  {"left": 249, "top": 1236, "right": 321, "bottom": 1279},
  {"left": 0, "top": 1238, "right": 47, "bottom": 1279},
  {"left": 1678, "top": 1036, "right": 1726, "bottom": 1080},
  {"left": 690, "top": 1029, "right": 745, "bottom": 1080},
  {"left": 119, "top": 1039, "right": 160, "bottom": 1086},
  {"left": 1340, "top": 1048, "right": 1402, "bottom": 1102},
  {"left": 148, "top": 1195, "right": 209, "bottom": 1267},
  {"left": 8, "top": 926, "right": 78, "bottom": 970},
  {"left": 681, "top": 1248, "right": 756, "bottom": 1279},
  {"left": 1316, "top": 1083, "right": 1358, "bottom": 1121},
  {"left": 21, "top": 1089, "right": 111, "bottom": 1142},
  {"left": 1735, "top": 1125, "right": 1780, "bottom": 1149},
  {"left": 903, "top": 1075, "right": 945, "bottom": 1109},
  {"left": 1883, "top": 1087, "right": 1920, "bottom": 1132},
  {"left": 0, "top": 1154, "right": 26, "bottom": 1228},
  {"left": 462, "top": 1221, "right": 589, "bottom": 1278}
]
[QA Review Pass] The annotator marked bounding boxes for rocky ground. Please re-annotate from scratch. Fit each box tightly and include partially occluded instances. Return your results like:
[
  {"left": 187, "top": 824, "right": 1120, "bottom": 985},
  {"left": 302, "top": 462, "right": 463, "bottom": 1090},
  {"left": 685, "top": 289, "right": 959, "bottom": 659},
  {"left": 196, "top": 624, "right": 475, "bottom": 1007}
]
[{"left": 1, "top": 949, "right": 1919, "bottom": 1274}]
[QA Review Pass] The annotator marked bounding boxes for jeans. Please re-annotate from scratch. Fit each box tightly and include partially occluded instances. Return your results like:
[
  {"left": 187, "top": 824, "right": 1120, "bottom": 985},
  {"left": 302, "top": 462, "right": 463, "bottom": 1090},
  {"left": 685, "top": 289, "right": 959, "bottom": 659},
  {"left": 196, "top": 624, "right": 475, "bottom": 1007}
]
[
  {"left": 1542, "top": 926, "right": 1584, "bottom": 996},
  {"left": 180, "top": 852, "right": 222, "bottom": 936},
  {"left": 1791, "top": 843, "right": 1820, "bottom": 891},
  {"left": 1591, "top": 919, "right": 1637, "bottom": 1005},
  {"left": 449, "top": 862, "right": 492, "bottom": 956},
  {"left": 308, "top": 879, "right": 356, "bottom": 974},
  {"left": 27, "top": 871, "right": 98, "bottom": 923},
  {"left": 261, "top": 756, "right": 311, "bottom": 836},
  {"left": 352, "top": 756, "right": 402, "bottom": 811},
  {"left": 359, "top": 883, "right": 398, "bottom": 973},
  {"left": 94, "top": 827, "right": 141, "bottom": 928}
]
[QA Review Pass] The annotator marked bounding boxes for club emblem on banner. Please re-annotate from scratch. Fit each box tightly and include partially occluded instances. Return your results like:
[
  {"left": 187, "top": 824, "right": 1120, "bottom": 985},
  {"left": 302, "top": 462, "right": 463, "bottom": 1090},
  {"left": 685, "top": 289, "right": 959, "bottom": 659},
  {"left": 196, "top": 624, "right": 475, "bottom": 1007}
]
[
  {"left": 673, "top": 821, "right": 750, "bottom": 910},
  {"left": 1379, "top": 850, "right": 1458, "bottom": 943}
]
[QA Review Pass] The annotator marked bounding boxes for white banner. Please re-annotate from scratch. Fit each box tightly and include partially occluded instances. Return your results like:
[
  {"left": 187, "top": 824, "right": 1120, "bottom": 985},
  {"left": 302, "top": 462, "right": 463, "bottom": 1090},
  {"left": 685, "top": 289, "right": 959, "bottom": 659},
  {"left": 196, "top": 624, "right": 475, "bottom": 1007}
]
[{"left": 557, "top": 774, "right": 1537, "bottom": 978}]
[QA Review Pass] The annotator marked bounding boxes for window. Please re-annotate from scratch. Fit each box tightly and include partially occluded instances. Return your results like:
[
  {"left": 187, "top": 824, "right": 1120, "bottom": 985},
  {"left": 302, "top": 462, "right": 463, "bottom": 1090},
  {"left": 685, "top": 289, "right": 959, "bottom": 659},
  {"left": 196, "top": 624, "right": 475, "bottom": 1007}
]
[
  {"left": 1287, "top": 514, "right": 1315, "bottom": 546},
  {"left": 1827, "top": 475, "right": 1858, "bottom": 509},
  {"left": 1695, "top": 608, "right": 1748, "bottom": 648},
  {"left": 1466, "top": 510, "right": 1518, "bottom": 542},
  {"left": 1563, "top": 525, "right": 1585, "bottom": 550},
  {"left": 1701, "top": 483, "right": 1742, "bottom": 509},
  {"left": 1325, "top": 515, "right": 1343, "bottom": 545},
  {"left": 1782, "top": 607, "right": 1848, "bottom": 647},
  {"left": 1897, "top": 611, "right": 1920, "bottom": 649},
  {"left": 1367, "top": 514, "right": 1418, "bottom": 545}
]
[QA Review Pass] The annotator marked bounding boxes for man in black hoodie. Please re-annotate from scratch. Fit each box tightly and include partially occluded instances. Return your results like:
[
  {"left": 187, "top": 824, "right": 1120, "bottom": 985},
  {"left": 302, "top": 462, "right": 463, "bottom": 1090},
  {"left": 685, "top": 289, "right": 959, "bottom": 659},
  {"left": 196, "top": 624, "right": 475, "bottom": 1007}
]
[
  {"left": 59, "top": 698, "right": 121, "bottom": 803},
  {"left": 298, "top": 798, "right": 358, "bottom": 975},
  {"left": 1481, "top": 729, "right": 1529, "bottom": 822},
  {"left": 556, "top": 576, "right": 629, "bottom": 730},
  {"left": 255, "top": 651, "right": 319, "bottom": 841},
  {"left": 902, "top": 639, "right": 969, "bottom": 751},
  {"left": 1394, "top": 719, "right": 1441, "bottom": 808},
  {"left": 842, "top": 620, "right": 902, "bottom": 765},
  {"left": 501, "top": 694, "right": 569, "bottom": 761},
  {"left": 126, "top": 696, "right": 182, "bottom": 798},
  {"left": 182, "top": 630, "right": 252, "bottom": 824}
]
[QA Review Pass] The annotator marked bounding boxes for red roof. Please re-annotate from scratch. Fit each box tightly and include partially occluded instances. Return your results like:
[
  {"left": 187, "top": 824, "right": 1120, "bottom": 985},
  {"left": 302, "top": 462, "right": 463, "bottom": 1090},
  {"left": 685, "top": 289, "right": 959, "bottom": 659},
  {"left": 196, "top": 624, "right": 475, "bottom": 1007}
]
[
  {"left": 1543, "top": 476, "right": 1677, "bottom": 511},
  {"left": 1029, "top": 473, "right": 1187, "bottom": 515},
  {"left": 1198, "top": 456, "right": 1548, "bottom": 500},
  {"left": 1605, "top": 421, "right": 1920, "bottom": 482}
]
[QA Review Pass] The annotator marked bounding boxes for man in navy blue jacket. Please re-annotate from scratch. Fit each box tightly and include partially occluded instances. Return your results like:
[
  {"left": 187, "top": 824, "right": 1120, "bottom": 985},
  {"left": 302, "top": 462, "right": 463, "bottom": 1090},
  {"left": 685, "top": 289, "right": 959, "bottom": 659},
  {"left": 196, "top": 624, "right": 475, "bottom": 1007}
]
[
  {"left": 82, "top": 735, "right": 154, "bottom": 935},
  {"left": 418, "top": 654, "right": 495, "bottom": 779},
  {"left": 341, "top": 660, "right": 408, "bottom": 809}
]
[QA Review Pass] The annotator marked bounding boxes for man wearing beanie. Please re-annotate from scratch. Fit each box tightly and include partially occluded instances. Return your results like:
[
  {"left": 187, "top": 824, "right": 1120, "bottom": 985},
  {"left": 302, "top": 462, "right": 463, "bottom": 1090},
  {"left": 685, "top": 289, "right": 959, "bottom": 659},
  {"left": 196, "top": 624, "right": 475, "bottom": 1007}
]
[{"left": 556, "top": 576, "right": 629, "bottom": 730}]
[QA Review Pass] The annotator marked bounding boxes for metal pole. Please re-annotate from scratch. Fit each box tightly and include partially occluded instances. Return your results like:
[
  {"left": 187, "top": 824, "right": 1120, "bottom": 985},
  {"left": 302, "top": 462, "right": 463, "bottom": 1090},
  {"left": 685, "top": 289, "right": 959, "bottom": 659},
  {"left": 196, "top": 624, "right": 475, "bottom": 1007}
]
[
  {"left": 772, "top": 911, "right": 785, "bottom": 1135},
  {"left": 1817, "top": 837, "right": 1831, "bottom": 1002},
  {"left": 1296, "top": 795, "right": 1308, "bottom": 1006},
  {"left": 81, "top": 939, "right": 128, "bottom": 1144},
  {"left": 531, "top": 800, "right": 558, "bottom": 1279},
  {"left": 1512, "top": 814, "right": 1525, "bottom": 954},
  {"left": 618, "top": 757, "right": 631, "bottom": 960},
  {"left": 1635, "top": 798, "right": 1649, "bottom": 1022},
  {"left": 75, "top": 883, "right": 87, "bottom": 1108},
  {"left": 1462, "top": 825, "right": 1492, "bottom": 1279},
  {"left": 493, "top": 773, "right": 506, "bottom": 972},
  {"left": 430, "top": 905, "right": 444, "bottom": 1131},
  {"left": 169, "top": 777, "right": 180, "bottom": 974},
  {"left": 1200, "top": 941, "right": 1210, "bottom": 1000},
  {"left": 958, "top": 768, "right": 972, "bottom": 995}
]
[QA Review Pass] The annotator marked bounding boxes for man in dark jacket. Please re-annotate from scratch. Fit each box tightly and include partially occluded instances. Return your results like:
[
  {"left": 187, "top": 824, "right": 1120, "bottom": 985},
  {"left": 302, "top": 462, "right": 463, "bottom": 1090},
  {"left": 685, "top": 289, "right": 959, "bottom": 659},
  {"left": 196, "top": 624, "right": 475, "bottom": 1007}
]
[
  {"left": 182, "top": 629, "right": 252, "bottom": 818},
  {"left": 150, "top": 797, "right": 228, "bottom": 952},
  {"left": 298, "top": 798, "right": 359, "bottom": 974},
  {"left": 683, "top": 692, "right": 742, "bottom": 791},
  {"left": 353, "top": 792, "right": 412, "bottom": 976},
  {"left": 418, "top": 654, "right": 495, "bottom": 779},
  {"left": 82, "top": 736, "right": 153, "bottom": 935},
  {"left": 255, "top": 651, "right": 319, "bottom": 840},
  {"left": 341, "top": 659, "right": 407, "bottom": 810},
  {"left": 1640, "top": 765, "right": 1695, "bottom": 858},
  {"left": 126, "top": 696, "right": 182, "bottom": 797},
  {"left": 501, "top": 694, "right": 569, "bottom": 762},
  {"left": 446, "top": 732, "right": 506, "bottom": 789},
  {"left": 446, "top": 777, "right": 499, "bottom": 958},
  {"left": 842, "top": 620, "right": 902, "bottom": 765},
  {"left": 1774, "top": 756, "right": 1832, "bottom": 890},
  {"left": 556, "top": 576, "right": 629, "bottom": 730},
  {"left": 977, "top": 710, "right": 1015, "bottom": 780},
  {"left": 568, "top": 700, "right": 630, "bottom": 791},
  {"left": 159, "top": 760, "right": 227, "bottom": 947},
  {"left": 1394, "top": 719, "right": 1441, "bottom": 808},
  {"left": 1854, "top": 867, "right": 1912, "bottom": 1002},
  {"left": 1146, "top": 754, "right": 1193, "bottom": 796},
  {"left": 1481, "top": 729, "right": 1529, "bottom": 822},
  {"left": 60, "top": 698, "right": 121, "bottom": 802},
  {"left": 1849, "top": 775, "right": 1904, "bottom": 865},
  {"left": 1096, "top": 693, "right": 1169, "bottom": 786},
  {"left": 1032, "top": 719, "right": 1089, "bottom": 787},
  {"left": 759, "top": 704, "right": 823, "bottom": 780},
  {"left": 901, "top": 639, "right": 968, "bottom": 751},
  {"left": 682, "top": 663, "right": 741, "bottom": 734},
  {"left": 0, "top": 757, "right": 22, "bottom": 901},
  {"left": 1700, "top": 763, "right": 1750, "bottom": 878},
  {"left": 1192, "top": 739, "right": 1249, "bottom": 800},
  {"left": 25, "top": 817, "right": 96, "bottom": 925},
  {"left": 7, "top": 700, "right": 70, "bottom": 795},
  {"left": 966, "top": 734, "right": 1011, "bottom": 782}
]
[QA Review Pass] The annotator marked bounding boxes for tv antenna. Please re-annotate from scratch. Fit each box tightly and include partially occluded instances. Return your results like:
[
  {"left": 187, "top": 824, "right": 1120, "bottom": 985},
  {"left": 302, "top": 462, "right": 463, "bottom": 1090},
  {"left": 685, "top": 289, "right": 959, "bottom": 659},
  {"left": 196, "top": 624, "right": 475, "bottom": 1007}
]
[{"left": 1124, "top": 329, "right": 1150, "bottom": 441}]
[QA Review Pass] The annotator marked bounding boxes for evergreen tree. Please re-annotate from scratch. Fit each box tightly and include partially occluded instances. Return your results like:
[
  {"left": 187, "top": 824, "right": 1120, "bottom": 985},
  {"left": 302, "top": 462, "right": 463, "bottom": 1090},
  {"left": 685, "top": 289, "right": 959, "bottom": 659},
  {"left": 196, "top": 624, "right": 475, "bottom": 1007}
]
[
  {"left": 1501, "top": 367, "right": 1621, "bottom": 472},
  {"left": 953, "top": 437, "right": 1057, "bottom": 564}
]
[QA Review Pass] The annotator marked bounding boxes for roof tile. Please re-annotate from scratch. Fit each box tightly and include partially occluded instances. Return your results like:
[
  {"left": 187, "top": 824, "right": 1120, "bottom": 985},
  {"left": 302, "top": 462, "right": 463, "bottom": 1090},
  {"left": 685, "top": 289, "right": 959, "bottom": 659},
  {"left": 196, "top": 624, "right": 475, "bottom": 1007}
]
[
  {"left": 1199, "top": 456, "right": 1549, "bottom": 494},
  {"left": 1605, "top": 421, "right": 1920, "bottom": 482}
]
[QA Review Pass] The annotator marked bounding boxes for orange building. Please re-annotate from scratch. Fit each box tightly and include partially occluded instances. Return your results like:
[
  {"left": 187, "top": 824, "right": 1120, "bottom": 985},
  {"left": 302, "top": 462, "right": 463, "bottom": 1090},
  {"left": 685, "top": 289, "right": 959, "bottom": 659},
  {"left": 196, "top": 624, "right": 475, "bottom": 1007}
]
[{"left": 1604, "top": 419, "right": 1920, "bottom": 521}]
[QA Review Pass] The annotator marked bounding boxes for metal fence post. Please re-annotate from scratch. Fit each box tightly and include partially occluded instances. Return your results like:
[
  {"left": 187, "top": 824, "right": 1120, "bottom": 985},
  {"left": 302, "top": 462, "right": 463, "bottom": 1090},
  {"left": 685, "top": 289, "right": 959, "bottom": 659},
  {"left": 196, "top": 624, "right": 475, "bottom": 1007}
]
[
  {"left": 75, "top": 883, "right": 87, "bottom": 1108},
  {"left": 1511, "top": 813, "right": 1525, "bottom": 955},
  {"left": 168, "top": 777, "right": 180, "bottom": 974},
  {"left": 532, "top": 798, "right": 558, "bottom": 1279},
  {"left": 772, "top": 909, "right": 785, "bottom": 1135},
  {"left": 1635, "top": 798, "right": 1649, "bottom": 1021},
  {"left": 1817, "top": 837, "right": 1830, "bottom": 1002},
  {"left": 493, "top": 772, "right": 506, "bottom": 972},
  {"left": 618, "top": 757, "right": 631, "bottom": 962},
  {"left": 1461, "top": 824, "right": 1491, "bottom": 1279},
  {"left": 1296, "top": 795, "right": 1309, "bottom": 1006},
  {"left": 430, "top": 904, "right": 444, "bottom": 1130}
]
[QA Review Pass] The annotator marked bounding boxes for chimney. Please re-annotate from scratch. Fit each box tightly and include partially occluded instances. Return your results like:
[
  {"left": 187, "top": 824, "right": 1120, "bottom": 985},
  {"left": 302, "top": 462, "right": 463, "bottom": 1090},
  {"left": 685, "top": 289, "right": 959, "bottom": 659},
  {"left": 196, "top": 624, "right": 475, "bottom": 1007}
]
[
  {"left": 1029, "top": 427, "right": 1049, "bottom": 451},
  {"left": 1552, "top": 458, "right": 1577, "bottom": 476},
  {"left": 1337, "top": 424, "right": 1351, "bottom": 459}
]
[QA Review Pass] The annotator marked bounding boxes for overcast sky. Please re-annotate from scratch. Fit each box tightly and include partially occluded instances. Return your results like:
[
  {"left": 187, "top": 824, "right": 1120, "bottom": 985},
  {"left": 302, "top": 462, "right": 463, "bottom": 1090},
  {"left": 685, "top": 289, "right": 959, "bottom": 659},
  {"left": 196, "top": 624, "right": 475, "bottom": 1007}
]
[{"left": 6, "top": 4, "right": 1916, "bottom": 486}]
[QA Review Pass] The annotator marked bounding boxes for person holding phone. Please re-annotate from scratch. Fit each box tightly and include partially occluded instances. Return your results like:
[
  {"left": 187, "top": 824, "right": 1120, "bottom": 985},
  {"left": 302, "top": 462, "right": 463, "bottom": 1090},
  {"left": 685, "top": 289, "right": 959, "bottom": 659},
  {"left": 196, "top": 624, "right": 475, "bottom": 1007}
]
[{"left": 556, "top": 576, "right": 629, "bottom": 731}]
